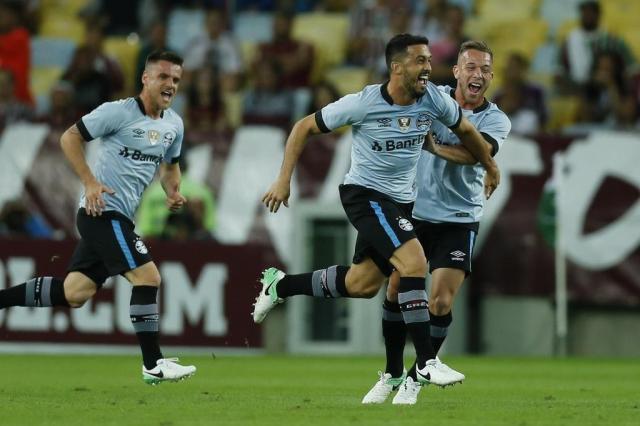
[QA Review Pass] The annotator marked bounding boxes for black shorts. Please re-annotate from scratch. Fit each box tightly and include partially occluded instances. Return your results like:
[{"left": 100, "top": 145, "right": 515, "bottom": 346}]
[
  {"left": 339, "top": 184, "right": 416, "bottom": 277},
  {"left": 67, "top": 208, "right": 153, "bottom": 285},
  {"left": 414, "top": 220, "right": 479, "bottom": 276}
]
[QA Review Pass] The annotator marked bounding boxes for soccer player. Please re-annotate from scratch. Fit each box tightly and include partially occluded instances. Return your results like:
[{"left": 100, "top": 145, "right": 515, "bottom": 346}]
[
  {"left": 0, "top": 50, "right": 196, "bottom": 385},
  {"left": 253, "top": 34, "right": 500, "bottom": 387},
  {"left": 362, "top": 40, "right": 511, "bottom": 405}
]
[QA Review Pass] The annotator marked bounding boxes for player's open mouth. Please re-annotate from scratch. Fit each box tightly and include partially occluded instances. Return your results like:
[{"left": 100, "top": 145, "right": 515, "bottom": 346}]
[
  {"left": 468, "top": 82, "right": 482, "bottom": 94},
  {"left": 161, "top": 90, "right": 173, "bottom": 101},
  {"left": 418, "top": 74, "right": 429, "bottom": 87}
]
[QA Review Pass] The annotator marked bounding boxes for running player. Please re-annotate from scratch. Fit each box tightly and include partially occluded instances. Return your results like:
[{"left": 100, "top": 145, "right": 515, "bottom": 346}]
[
  {"left": 253, "top": 34, "right": 500, "bottom": 386},
  {"left": 362, "top": 40, "right": 511, "bottom": 405},
  {"left": 0, "top": 50, "right": 196, "bottom": 384}
]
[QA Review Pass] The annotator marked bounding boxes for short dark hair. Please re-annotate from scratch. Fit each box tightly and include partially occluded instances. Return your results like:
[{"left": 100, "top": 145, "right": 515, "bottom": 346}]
[
  {"left": 385, "top": 34, "right": 430, "bottom": 70},
  {"left": 579, "top": 1, "right": 600, "bottom": 14},
  {"left": 458, "top": 40, "right": 493, "bottom": 62},
  {"left": 145, "top": 50, "right": 184, "bottom": 68}
]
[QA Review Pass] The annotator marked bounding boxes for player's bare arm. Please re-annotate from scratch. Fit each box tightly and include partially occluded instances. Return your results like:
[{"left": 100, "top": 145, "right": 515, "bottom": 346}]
[
  {"left": 425, "top": 131, "right": 493, "bottom": 165},
  {"left": 262, "top": 113, "right": 322, "bottom": 213},
  {"left": 160, "top": 162, "right": 186, "bottom": 212},
  {"left": 60, "top": 124, "right": 115, "bottom": 216},
  {"left": 452, "top": 117, "right": 500, "bottom": 198}
]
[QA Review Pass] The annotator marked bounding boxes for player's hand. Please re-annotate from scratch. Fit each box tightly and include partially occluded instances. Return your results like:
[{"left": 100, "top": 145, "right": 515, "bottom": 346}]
[
  {"left": 484, "top": 165, "right": 500, "bottom": 199},
  {"left": 424, "top": 131, "right": 437, "bottom": 154},
  {"left": 84, "top": 180, "right": 115, "bottom": 216},
  {"left": 262, "top": 179, "right": 290, "bottom": 213},
  {"left": 166, "top": 191, "right": 187, "bottom": 212}
]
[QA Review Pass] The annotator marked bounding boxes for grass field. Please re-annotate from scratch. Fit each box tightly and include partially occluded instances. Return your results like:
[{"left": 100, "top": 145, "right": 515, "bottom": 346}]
[{"left": 0, "top": 354, "right": 638, "bottom": 425}]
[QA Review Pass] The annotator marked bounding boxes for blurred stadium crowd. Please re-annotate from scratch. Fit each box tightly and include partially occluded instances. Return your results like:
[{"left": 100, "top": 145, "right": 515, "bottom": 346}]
[{"left": 1, "top": 0, "right": 639, "bottom": 239}]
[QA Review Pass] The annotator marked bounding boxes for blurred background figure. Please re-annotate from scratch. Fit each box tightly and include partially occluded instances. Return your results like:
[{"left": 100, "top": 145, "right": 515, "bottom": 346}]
[
  {"left": 557, "top": 0, "right": 636, "bottom": 94},
  {"left": 252, "top": 11, "right": 314, "bottom": 89},
  {"left": 242, "top": 59, "right": 294, "bottom": 130},
  {"left": 183, "top": 8, "right": 243, "bottom": 93},
  {"left": 0, "top": 0, "right": 32, "bottom": 105},
  {"left": 61, "top": 21, "right": 125, "bottom": 113},
  {"left": 0, "top": 67, "right": 33, "bottom": 130},
  {"left": 187, "top": 66, "right": 227, "bottom": 133},
  {"left": 493, "top": 52, "right": 547, "bottom": 135},
  {"left": 0, "top": 199, "right": 53, "bottom": 239},
  {"left": 135, "top": 22, "right": 169, "bottom": 92},
  {"left": 428, "top": 4, "right": 469, "bottom": 87},
  {"left": 410, "top": 0, "right": 449, "bottom": 44}
]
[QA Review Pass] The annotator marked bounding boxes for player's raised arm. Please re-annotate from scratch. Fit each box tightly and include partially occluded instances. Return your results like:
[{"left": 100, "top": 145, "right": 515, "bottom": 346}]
[
  {"left": 262, "top": 113, "right": 322, "bottom": 213},
  {"left": 60, "top": 124, "right": 115, "bottom": 216}
]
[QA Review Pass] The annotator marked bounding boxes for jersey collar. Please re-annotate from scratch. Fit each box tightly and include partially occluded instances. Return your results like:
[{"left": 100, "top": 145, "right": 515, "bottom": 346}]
[
  {"left": 449, "top": 87, "right": 490, "bottom": 113},
  {"left": 135, "top": 96, "right": 164, "bottom": 118},
  {"left": 381, "top": 81, "right": 394, "bottom": 105}
]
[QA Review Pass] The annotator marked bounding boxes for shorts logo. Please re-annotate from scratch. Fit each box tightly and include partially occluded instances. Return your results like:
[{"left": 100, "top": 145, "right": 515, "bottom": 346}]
[
  {"left": 416, "top": 114, "right": 432, "bottom": 131},
  {"left": 450, "top": 250, "right": 466, "bottom": 261},
  {"left": 398, "top": 218, "right": 414, "bottom": 231},
  {"left": 148, "top": 130, "right": 160, "bottom": 145},
  {"left": 135, "top": 239, "right": 148, "bottom": 254},
  {"left": 397, "top": 117, "right": 411, "bottom": 132}
]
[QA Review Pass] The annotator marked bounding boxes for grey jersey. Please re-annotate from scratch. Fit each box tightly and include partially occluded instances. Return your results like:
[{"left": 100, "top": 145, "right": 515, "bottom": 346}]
[
  {"left": 413, "top": 86, "right": 511, "bottom": 223},
  {"left": 315, "top": 82, "right": 461, "bottom": 203},
  {"left": 77, "top": 97, "right": 184, "bottom": 221}
]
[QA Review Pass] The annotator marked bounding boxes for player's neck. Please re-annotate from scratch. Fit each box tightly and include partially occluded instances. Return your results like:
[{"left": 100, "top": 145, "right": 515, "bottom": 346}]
[
  {"left": 387, "top": 80, "right": 416, "bottom": 106},
  {"left": 138, "top": 92, "right": 163, "bottom": 119},
  {"left": 454, "top": 87, "right": 484, "bottom": 110}
]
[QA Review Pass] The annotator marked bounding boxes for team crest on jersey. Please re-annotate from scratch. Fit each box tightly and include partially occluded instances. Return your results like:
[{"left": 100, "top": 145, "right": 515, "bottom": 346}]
[
  {"left": 416, "top": 114, "right": 432, "bottom": 131},
  {"left": 163, "top": 132, "right": 175, "bottom": 147},
  {"left": 398, "top": 218, "right": 414, "bottom": 231},
  {"left": 148, "top": 130, "right": 160, "bottom": 145},
  {"left": 134, "top": 238, "right": 148, "bottom": 254},
  {"left": 397, "top": 117, "right": 411, "bottom": 132}
]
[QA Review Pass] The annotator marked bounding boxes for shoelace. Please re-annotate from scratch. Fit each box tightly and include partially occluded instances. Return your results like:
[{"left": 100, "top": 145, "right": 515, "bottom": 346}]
[
  {"left": 370, "top": 371, "right": 392, "bottom": 395},
  {"left": 159, "top": 357, "right": 181, "bottom": 366}
]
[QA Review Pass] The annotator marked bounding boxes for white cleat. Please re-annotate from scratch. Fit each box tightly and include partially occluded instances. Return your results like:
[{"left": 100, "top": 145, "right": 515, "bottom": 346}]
[
  {"left": 416, "top": 358, "right": 465, "bottom": 387},
  {"left": 392, "top": 376, "right": 422, "bottom": 405},
  {"left": 252, "top": 267, "right": 286, "bottom": 323},
  {"left": 362, "top": 371, "right": 405, "bottom": 404},
  {"left": 142, "top": 358, "right": 196, "bottom": 385}
]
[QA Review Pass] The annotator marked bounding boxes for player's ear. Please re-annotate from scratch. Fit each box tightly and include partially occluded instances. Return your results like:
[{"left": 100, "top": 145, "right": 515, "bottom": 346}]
[
  {"left": 141, "top": 70, "right": 148, "bottom": 87},
  {"left": 390, "top": 61, "right": 401, "bottom": 75},
  {"left": 452, "top": 64, "right": 460, "bottom": 80}
]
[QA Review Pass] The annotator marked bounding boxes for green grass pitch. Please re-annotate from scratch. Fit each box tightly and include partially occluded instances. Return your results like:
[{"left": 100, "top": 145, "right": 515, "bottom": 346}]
[{"left": 0, "top": 355, "right": 637, "bottom": 425}]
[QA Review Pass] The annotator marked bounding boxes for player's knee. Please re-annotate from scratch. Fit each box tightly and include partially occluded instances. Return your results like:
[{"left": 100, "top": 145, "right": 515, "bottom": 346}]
[
  {"left": 66, "top": 290, "right": 93, "bottom": 308},
  {"left": 346, "top": 274, "right": 382, "bottom": 298},
  {"left": 431, "top": 295, "right": 453, "bottom": 315},
  {"left": 352, "top": 282, "right": 380, "bottom": 298}
]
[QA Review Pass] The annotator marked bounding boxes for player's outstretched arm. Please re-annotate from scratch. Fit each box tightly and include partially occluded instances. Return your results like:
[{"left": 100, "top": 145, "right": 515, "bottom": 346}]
[
  {"left": 452, "top": 117, "right": 500, "bottom": 198},
  {"left": 262, "top": 113, "right": 322, "bottom": 213},
  {"left": 60, "top": 124, "right": 115, "bottom": 216},
  {"left": 424, "top": 131, "right": 476, "bottom": 165},
  {"left": 160, "top": 162, "right": 186, "bottom": 212}
]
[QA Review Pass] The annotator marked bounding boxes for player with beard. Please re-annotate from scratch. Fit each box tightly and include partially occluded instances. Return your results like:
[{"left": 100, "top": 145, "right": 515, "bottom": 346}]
[
  {"left": 253, "top": 34, "right": 500, "bottom": 386},
  {"left": 0, "top": 50, "right": 196, "bottom": 384},
  {"left": 362, "top": 40, "right": 511, "bottom": 405}
]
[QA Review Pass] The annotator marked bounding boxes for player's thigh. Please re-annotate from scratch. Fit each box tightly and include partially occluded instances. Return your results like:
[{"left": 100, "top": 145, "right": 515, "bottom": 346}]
[
  {"left": 389, "top": 237, "right": 427, "bottom": 277},
  {"left": 345, "top": 257, "right": 387, "bottom": 298},
  {"left": 429, "top": 268, "right": 466, "bottom": 314},
  {"left": 124, "top": 261, "right": 161, "bottom": 286},
  {"left": 64, "top": 271, "right": 99, "bottom": 307}
]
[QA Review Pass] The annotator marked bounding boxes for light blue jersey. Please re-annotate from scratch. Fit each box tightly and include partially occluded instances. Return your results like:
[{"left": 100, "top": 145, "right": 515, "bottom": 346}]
[
  {"left": 77, "top": 97, "right": 184, "bottom": 221},
  {"left": 315, "top": 82, "right": 461, "bottom": 203},
  {"left": 413, "top": 86, "right": 511, "bottom": 223}
]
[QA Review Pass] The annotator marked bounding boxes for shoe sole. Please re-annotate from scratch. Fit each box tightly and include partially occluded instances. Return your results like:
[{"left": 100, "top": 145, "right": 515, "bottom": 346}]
[{"left": 143, "top": 372, "right": 196, "bottom": 385}]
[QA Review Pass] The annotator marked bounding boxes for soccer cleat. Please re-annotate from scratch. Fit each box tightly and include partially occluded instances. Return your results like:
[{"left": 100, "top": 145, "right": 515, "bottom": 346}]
[
  {"left": 416, "top": 358, "right": 465, "bottom": 387},
  {"left": 361, "top": 371, "right": 405, "bottom": 404},
  {"left": 252, "top": 267, "right": 286, "bottom": 323},
  {"left": 142, "top": 358, "right": 196, "bottom": 385},
  {"left": 392, "top": 376, "right": 422, "bottom": 405}
]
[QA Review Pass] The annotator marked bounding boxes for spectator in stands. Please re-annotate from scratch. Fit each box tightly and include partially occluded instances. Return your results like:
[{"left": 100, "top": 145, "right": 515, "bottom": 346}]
[
  {"left": 557, "top": 0, "right": 636, "bottom": 94},
  {"left": 242, "top": 59, "right": 294, "bottom": 129},
  {"left": 79, "top": 0, "right": 141, "bottom": 36},
  {"left": 186, "top": 66, "right": 227, "bottom": 132},
  {"left": 574, "top": 51, "right": 637, "bottom": 130},
  {"left": 62, "top": 21, "right": 125, "bottom": 113},
  {"left": 137, "top": 157, "right": 216, "bottom": 239},
  {"left": 42, "top": 81, "right": 78, "bottom": 129},
  {"left": 493, "top": 52, "right": 547, "bottom": 135},
  {"left": 253, "top": 11, "right": 314, "bottom": 89},
  {"left": 0, "top": 1, "right": 32, "bottom": 105},
  {"left": 306, "top": 80, "right": 340, "bottom": 115},
  {"left": 428, "top": 4, "right": 469, "bottom": 87},
  {"left": 135, "top": 22, "right": 169, "bottom": 92},
  {"left": 0, "top": 68, "right": 33, "bottom": 129},
  {"left": 410, "top": 0, "right": 449, "bottom": 44},
  {"left": 183, "top": 8, "right": 243, "bottom": 93},
  {"left": 0, "top": 199, "right": 53, "bottom": 239}
]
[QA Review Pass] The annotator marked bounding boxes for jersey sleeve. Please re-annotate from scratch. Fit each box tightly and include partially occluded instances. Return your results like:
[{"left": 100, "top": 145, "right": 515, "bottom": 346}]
[
  {"left": 479, "top": 110, "right": 511, "bottom": 156},
  {"left": 315, "top": 91, "right": 367, "bottom": 133},
  {"left": 76, "top": 101, "right": 127, "bottom": 141},
  {"left": 428, "top": 83, "right": 462, "bottom": 129},
  {"left": 164, "top": 117, "right": 184, "bottom": 164}
]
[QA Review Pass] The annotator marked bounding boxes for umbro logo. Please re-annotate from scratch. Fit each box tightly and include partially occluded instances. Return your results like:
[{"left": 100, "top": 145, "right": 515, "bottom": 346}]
[
  {"left": 450, "top": 250, "right": 466, "bottom": 261},
  {"left": 377, "top": 118, "right": 392, "bottom": 128},
  {"left": 132, "top": 128, "right": 145, "bottom": 139}
]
